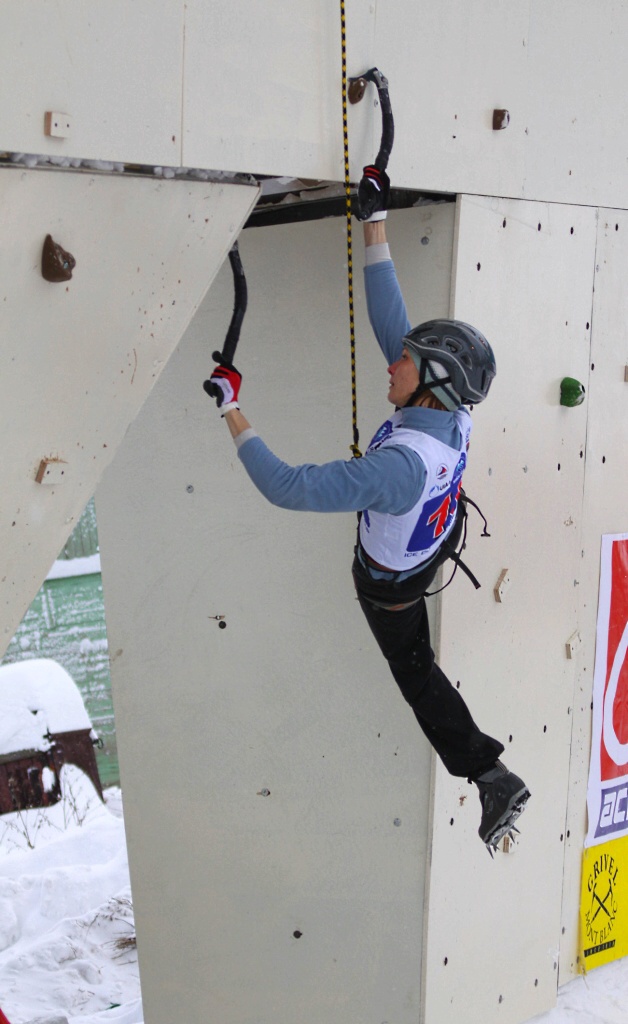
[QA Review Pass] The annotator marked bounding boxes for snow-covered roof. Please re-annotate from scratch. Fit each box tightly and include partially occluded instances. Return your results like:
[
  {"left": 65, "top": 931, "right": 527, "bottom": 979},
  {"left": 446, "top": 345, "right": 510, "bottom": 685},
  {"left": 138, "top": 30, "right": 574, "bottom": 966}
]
[{"left": 0, "top": 658, "right": 93, "bottom": 757}]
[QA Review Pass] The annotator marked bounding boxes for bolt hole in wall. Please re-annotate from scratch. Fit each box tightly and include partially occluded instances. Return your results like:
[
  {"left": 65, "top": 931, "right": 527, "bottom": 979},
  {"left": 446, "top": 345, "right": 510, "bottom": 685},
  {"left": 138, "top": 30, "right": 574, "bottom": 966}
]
[{"left": 0, "top": 498, "right": 119, "bottom": 787}]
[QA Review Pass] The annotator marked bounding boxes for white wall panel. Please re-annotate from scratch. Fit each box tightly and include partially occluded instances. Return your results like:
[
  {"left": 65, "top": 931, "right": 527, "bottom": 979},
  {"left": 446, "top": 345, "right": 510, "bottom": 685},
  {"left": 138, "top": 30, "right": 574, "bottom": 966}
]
[
  {"left": 560, "top": 208, "right": 628, "bottom": 980},
  {"left": 95, "top": 206, "right": 455, "bottom": 1024},
  {"left": 366, "top": 1, "right": 529, "bottom": 198},
  {"left": 183, "top": 0, "right": 628, "bottom": 207},
  {"left": 422, "top": 196, "right": 596, "bottom": 1024},
  {"left": 522, "top": 7, "right": 628, "bottom": 206},
  {"left": 182, "top": 1, "right": 347, "bottom": 180},
  {"left": 0, "top": 167, "right": 258, "bottom": 655},
  {"left": 0, "top": 1, "right": 183, "bottom": 166},
  {"left": 353, "top": 0, "right": 628, "bottom": 208},
  {"left": 3, "top": 2, "right": 628, "bottom": 208}
]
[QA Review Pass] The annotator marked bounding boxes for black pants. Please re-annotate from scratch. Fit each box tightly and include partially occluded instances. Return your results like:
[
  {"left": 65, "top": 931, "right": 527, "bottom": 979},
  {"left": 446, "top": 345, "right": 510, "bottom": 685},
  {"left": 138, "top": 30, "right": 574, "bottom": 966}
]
[{"left": 353, "top": 553, "right": 504, "bottom": 778}]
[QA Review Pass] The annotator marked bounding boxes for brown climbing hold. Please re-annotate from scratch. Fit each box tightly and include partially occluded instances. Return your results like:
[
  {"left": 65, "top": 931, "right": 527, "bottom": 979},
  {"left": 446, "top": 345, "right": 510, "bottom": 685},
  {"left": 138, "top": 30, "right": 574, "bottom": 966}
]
[
  {"left": 41, "top": 234, "right": 76, "bottom": 282},
  {"left": 348, "top": 77, "right": 367, "bottom": 104},
  {"left": 492, "top": 109, "right": 510, "bottom": 130}
]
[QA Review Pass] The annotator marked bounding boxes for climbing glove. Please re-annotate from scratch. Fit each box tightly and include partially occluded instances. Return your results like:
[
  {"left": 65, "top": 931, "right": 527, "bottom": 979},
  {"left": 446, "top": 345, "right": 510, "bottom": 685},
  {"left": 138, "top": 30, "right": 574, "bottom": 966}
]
[
  {"left": 203, "top": 350, "right": 242, "bottom": 412},
  {"left": 357, "top": 164, "right": 390, "bottom": 222}
]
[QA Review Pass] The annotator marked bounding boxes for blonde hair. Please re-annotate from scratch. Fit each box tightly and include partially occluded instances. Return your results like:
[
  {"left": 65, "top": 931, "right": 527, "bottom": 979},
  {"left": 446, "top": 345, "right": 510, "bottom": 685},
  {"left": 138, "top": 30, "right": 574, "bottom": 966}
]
[{"left": 413, "top": 389, "right": 447, "bottom": 411}]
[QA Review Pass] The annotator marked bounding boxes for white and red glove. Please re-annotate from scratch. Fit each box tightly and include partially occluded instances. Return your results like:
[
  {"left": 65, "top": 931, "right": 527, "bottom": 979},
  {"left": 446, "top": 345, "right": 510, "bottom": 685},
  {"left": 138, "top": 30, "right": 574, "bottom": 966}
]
[
  {"left": 357, "top": 164, "right": 390, "bottom": 222},
  {"left": 203, "top": 351, "right": 242, "bottom": 413}
]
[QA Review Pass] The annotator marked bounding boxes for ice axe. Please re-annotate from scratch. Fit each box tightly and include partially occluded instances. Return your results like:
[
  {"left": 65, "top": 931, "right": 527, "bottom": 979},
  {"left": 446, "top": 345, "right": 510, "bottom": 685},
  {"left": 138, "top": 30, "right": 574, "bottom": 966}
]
[
  {"left": 205, "top": 240, "right": 248, "bottom": 381},
  {"left": 348, "top": 68, "right": 395, "bottom": 220}
]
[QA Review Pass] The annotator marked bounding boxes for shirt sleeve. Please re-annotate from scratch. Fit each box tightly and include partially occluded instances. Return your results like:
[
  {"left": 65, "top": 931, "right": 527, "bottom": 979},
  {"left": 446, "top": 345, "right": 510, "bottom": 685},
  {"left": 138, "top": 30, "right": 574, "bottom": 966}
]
[
  {"left": 364, "top": 260, "right": 412, "bottom": 365},
  {"left": 237, "top": 435, "right": 426, "bottom": 515}
]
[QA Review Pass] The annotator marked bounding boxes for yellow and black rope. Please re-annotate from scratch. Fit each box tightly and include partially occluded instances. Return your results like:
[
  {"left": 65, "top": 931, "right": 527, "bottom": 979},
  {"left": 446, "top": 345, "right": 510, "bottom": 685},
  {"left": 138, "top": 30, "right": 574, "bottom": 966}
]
[{"left": 340, "top": 0, "right": 361, "bottom": 458}]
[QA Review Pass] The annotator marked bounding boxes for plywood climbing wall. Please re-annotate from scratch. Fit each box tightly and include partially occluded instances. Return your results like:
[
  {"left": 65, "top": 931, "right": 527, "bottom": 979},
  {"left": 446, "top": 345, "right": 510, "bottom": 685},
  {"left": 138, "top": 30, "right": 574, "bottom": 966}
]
[
  {"left": 559, "top": 208, "right": 628, "bottom": 981},
  {"left": 0, "top": 166, "right": 258, "bottom": 653},
  {"left": 422, "top": 195, "right": 596, "bottom": 1023},
  {"left": 96, "top": 206, "right": 456, "bottom": 1024}
]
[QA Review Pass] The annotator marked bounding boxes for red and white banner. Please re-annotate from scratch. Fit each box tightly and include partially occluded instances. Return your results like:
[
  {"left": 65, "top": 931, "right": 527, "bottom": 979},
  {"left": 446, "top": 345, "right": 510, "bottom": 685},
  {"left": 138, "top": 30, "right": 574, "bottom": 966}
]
[{"left": 587, "top": 534, "right": 628, "bottom": 847}]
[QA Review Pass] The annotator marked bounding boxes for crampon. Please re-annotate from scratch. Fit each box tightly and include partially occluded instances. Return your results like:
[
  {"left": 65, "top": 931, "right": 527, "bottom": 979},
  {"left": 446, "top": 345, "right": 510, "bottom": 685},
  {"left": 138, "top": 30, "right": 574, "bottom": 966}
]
[{"left": 475, "top": 761, "right": 530, "bottom": 856}]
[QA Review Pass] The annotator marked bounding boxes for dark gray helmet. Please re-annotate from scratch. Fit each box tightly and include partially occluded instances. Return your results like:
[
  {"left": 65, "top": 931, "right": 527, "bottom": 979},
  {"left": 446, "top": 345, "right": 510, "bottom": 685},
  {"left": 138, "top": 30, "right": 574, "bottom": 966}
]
[{"left": 403, "top": 319, "right": 496, "bottom": 405}]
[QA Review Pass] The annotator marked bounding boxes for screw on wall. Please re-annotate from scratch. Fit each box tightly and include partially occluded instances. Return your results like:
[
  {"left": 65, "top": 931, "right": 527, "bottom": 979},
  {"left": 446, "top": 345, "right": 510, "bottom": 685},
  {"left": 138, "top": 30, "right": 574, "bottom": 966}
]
[
  {"left": 41, "top": 234, "right": 76, "bottom": 282},
  {"left": 209, "top": 615, "right": 227, "bottom": 629}
]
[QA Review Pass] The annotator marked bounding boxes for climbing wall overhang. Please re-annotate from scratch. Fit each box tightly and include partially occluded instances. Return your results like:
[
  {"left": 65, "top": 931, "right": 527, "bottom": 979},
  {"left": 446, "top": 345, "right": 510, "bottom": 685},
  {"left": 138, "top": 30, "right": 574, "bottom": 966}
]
[{"left": 0, "top": 166, "right": 259, "bottom": 656}]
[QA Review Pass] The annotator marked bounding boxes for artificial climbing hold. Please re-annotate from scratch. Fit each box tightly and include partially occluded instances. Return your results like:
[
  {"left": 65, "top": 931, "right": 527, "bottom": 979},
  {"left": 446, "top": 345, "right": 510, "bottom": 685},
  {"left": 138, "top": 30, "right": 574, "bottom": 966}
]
[
  {"left": 560, "top": 377, "right": 586, "bottom": 407},
  {"left": 41, "top": 234, "right": 76, "bottom": 282},
  {"left": 492, "top": 109, "right": 510, "bottom": 130},
  {"left": 348, "top": 76, "right": 367, "bottom": 104}
]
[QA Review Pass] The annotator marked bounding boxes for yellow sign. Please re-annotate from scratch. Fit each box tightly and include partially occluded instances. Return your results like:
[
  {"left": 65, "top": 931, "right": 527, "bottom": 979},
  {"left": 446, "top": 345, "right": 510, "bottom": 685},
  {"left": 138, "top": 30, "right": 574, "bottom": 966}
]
[{"left": 580, "top": 835, "right": 628, "bottom": 970}]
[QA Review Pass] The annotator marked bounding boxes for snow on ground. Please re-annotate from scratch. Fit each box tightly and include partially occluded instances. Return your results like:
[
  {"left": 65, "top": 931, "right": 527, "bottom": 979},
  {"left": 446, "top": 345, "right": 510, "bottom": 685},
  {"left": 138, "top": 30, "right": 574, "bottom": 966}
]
[
  {"left": 1, "top": 747, "right": 628, "bottom": 1024},
  {"left": 0, "top": 773, "right": 142, "bottom": 1024}
]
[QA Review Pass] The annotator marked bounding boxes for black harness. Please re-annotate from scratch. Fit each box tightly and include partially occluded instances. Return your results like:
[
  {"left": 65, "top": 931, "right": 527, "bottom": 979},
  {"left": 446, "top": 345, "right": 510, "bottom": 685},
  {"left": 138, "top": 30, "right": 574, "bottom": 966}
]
[{"left": 353, "top": 491, "right": 489, "bottom": 609}]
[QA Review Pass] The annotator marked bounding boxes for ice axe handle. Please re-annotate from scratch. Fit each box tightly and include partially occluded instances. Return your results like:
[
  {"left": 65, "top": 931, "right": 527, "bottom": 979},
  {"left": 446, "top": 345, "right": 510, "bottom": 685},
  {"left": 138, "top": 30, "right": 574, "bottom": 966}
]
[
  {"left": 349, "top": 68, "right": 394, "bottom": 171},
  {"left": 220, "top": 241, "right": 248, "bottom": 367}
]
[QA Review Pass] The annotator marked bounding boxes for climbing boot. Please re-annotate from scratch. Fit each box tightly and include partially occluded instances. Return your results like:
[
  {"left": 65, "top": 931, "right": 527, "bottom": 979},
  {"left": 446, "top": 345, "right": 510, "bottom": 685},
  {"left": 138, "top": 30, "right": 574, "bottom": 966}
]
[{"left": 475, "top": 761, "right": 530, "bottom": 852}]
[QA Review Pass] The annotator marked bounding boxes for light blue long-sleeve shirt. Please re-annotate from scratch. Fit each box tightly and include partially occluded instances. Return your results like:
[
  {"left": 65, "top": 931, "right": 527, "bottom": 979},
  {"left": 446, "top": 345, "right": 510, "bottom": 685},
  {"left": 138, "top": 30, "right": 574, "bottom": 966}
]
[{"left": 236, "top": 258, "right": 464, "bottom": 515}]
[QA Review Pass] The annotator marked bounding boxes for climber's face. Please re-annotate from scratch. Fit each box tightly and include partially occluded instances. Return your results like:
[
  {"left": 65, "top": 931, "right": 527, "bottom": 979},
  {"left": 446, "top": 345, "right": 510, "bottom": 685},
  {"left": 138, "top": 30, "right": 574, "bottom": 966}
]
[{"left": 387, "top": 347, "right": 420, "bottom": 407}]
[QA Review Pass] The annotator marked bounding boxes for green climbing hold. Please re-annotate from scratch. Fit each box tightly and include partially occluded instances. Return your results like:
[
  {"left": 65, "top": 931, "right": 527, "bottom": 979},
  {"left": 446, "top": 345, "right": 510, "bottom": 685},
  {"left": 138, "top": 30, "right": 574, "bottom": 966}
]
[{"left": 560, "top": 377, "right": 586, "bottom": 407}]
